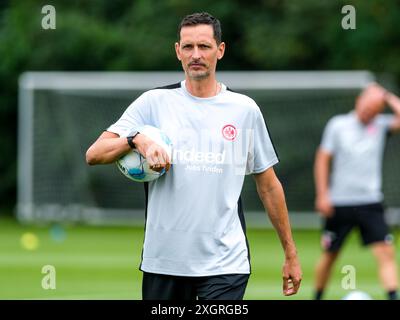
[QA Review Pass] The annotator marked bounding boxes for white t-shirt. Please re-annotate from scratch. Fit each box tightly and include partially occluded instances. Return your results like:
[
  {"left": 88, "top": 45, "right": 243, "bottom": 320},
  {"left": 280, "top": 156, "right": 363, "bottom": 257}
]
[
  {"left": 107, "top": 80, "right": 279, "bottom": 276},
  {"left": 320, "top": 111, "right": 394, "bottom": 206}
]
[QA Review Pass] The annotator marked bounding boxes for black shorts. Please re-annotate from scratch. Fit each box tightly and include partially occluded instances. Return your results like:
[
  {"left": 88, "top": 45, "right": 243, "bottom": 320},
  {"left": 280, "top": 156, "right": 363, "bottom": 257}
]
[
  {"left": 321, "top": 202, "right": 393, "bottom": 252},
  {"left": 142, "top": 272, "right": 250, "bottom": 300}
]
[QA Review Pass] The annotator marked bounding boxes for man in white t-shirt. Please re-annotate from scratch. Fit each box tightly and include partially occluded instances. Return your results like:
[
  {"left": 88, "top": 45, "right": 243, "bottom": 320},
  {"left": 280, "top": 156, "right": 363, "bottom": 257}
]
[
  {"left": 86, "top": 12, "right": 302, "bottom": 300},
  {"left": 313, "top": 83, "right": 400, "bottom": 300}
]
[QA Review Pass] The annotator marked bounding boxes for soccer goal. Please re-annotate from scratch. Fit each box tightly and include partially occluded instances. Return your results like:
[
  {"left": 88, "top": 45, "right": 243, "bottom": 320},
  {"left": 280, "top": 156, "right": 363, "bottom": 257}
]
[{"left": 18, "top": 71, "right": 400, "bottom": 227}]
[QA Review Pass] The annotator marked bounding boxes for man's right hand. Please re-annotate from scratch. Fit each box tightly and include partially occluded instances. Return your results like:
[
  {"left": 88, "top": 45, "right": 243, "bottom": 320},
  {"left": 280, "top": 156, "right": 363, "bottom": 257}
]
[
  {"left": 134, "top": 134, "right": 171, "bottom": 173},
  {"left": 315, "top": 194, "right": 334, "bottom": 218}
]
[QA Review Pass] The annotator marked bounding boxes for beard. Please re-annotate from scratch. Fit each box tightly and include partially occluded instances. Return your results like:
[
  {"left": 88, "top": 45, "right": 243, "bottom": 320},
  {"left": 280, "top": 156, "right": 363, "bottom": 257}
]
[
  {"left": 188, "top": 69, "right": 210, "bottom": 80},
  {"left": 184, "top": 62, "right": 210, "bottom": 80}
]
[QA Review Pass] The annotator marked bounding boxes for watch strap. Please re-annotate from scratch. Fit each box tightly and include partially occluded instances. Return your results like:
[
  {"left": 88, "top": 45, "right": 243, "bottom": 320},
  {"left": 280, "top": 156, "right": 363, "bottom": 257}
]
[{"left": 127, "top": 131, "right": 140, "bottom": 149}]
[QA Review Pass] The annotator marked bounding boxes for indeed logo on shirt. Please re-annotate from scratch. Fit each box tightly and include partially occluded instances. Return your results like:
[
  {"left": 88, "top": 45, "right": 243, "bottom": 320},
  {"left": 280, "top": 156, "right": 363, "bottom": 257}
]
[
  {"left": 173, "top": 148, "right": 226, "bottom": 164},
  {"left": 163, "top": 127, "right": 254, "bottom": 175}
]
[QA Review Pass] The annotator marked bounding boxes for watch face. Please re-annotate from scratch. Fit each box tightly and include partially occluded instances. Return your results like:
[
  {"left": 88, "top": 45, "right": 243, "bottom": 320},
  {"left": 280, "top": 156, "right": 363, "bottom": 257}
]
[{"left": 129, "top": 130, "right": 139, "bottom": 137}]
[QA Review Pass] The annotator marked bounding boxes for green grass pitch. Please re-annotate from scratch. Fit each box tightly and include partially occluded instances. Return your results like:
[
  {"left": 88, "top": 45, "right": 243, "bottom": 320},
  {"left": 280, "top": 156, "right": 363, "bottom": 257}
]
[{"left": 0, "top": 216, "right": 397, "bottom": 300}]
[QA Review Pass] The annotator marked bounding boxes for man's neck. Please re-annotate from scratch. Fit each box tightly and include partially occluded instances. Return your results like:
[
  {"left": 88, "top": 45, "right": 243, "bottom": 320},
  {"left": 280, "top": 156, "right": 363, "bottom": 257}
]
[
  {"left": 353, "top": 110, "right": 377, "bottom": 126},
  {"left": 185, "top": 77, "right": 219, "bottom": 98}
]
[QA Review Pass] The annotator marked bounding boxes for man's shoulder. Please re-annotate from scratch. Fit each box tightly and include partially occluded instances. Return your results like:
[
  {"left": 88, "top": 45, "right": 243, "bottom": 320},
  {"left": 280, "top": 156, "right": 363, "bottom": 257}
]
[
  {"left": 152, "top": 82, "right": 182, "bottom": 90},
  {"left": 225, "top": 87, "right": 255, "bottom": 102},
  {"left": 375, "top": 113, "right": 394, "bottom": 122},
  {"left": 327, "top": 113, "right": 351, "bottom": 127},
  {"left": 224, "top": 88, "right": 259, "bottom": 110},
  {"left": 138, "top": 82, "right": 182, "bottom": 101},
  {"left": 146, "top": 82, "right": 182, "bottom": 95}
]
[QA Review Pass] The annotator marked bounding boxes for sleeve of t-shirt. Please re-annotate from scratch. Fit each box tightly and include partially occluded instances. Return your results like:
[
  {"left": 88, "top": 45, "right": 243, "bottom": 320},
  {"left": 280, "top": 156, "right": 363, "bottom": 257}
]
[
  {"left": 246, "top": 107, "right": 279, "bottom": 175},
  {"left": 320, "top": 117, "right": 338, "bottom": 154},
  {"left": 106, "top": 92, "right": 150, "bottom": 137},
  {"left": 377, "top": 114, "right": 395, "bottom": 131}
]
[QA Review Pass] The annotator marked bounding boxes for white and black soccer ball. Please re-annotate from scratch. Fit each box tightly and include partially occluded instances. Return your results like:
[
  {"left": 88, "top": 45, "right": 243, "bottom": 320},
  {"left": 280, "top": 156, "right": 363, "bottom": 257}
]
[
  {"left": 342, "top": 290, "right": 373, "bottom": 300},
  {"left": 116, "top": 125, "right": 172, "bottom": 182}
]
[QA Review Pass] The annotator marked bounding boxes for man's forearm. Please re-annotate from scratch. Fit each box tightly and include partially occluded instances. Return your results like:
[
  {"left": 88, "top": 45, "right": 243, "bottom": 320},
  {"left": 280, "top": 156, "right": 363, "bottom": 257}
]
[
  {"left": 315, "top": 164, "right": 329, "bottom": 198},
  {"left": 385, "top": 91, "right": 400, "bottom": 116},
  {"left": 314, "top": 150, "right": 331, "bottom": 198},
  {"left": 86, "top": 136, "right": 131, "bottom": 165},
  {"left": 258, "top": 180, "right": 297, "bottom": 259}
]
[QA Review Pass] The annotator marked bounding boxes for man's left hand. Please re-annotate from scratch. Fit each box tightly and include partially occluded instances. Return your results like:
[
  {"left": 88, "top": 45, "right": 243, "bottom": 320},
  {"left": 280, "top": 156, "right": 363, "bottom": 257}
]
[{"left": 282, "top": 256, "right": 302, "bottom": 296}]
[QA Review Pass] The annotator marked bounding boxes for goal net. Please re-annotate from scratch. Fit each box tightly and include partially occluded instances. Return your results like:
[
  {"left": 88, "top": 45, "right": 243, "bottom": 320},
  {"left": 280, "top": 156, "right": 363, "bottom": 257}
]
[{"left": 18, "top": 71, "right": 400, "bottom": 227}]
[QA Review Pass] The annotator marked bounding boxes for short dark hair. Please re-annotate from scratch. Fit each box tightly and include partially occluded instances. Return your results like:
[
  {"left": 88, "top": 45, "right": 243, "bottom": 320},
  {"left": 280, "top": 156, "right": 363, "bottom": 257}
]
[{"left": 178, "top": 12, "right": 222, "bottom": 44}]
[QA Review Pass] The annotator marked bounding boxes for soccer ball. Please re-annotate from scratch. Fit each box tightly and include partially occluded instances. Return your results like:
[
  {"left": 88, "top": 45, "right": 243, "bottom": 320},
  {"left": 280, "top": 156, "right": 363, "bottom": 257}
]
[
  {"left": 116, "top": 125, "right": 172, "bottom": 182},
  {"left": 342, "top": 290, "right": 372, "bottom": 300}
]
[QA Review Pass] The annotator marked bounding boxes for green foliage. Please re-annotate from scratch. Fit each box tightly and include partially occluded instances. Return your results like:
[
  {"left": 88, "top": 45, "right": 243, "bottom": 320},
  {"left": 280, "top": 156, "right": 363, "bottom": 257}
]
[{"left": 1, "top": 0, "right": 400, "bottom": 210}]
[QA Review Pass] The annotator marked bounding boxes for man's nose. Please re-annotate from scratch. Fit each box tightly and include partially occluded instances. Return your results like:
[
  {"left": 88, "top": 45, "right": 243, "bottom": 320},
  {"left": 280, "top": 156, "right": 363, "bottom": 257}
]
[{"left": 192, "top": 46, "right": 201, "bottom": 59}]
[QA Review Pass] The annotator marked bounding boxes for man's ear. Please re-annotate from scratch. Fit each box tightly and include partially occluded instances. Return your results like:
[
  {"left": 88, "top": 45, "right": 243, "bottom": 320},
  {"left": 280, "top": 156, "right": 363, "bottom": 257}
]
[
  {"left": 175, "top": 42, "right": 181, "bottom": 61},
  {"left": 217, "top": 42, "right": 225, "bottom": 60}
]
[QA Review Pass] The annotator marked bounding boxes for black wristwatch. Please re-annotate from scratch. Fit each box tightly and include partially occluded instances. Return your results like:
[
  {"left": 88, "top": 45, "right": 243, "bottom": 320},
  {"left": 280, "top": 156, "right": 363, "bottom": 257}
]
[{"left": 127, "top": 130, "right": 140, "bottom": 149}]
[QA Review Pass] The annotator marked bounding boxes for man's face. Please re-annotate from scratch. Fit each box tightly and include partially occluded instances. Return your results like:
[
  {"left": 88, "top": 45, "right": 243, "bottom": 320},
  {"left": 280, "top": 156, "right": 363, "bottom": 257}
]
[
  {"left": 355, "top": 85, "right": 386, "bottom": 124},
  {"left": 175, "top": 24, "right": 225, "bottom": 80}
]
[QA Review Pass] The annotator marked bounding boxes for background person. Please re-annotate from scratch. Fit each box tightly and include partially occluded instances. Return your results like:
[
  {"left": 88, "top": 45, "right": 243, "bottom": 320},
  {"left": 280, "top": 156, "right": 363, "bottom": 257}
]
[{"left": 313, "top": 83, "right": 400, "bottom": 300}]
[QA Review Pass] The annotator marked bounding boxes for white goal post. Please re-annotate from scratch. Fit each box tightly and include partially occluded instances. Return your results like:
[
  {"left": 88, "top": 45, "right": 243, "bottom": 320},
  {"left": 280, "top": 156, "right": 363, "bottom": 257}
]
[{"left": 18, "top": 71, "right": 400, "bottom": 227}]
